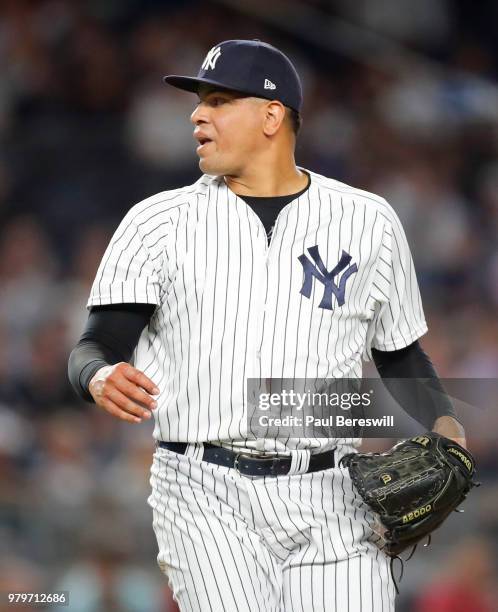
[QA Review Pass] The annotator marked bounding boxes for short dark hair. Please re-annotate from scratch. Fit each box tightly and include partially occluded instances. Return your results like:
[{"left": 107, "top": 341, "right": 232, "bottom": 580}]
[{"left": 286, "top": 107, "right": 302, "bottom": 137}]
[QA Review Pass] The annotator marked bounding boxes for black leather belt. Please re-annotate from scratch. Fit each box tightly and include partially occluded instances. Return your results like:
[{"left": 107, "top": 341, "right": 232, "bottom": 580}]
[{"left": 157, "top": 441, "right": 336, "bottom": 477}]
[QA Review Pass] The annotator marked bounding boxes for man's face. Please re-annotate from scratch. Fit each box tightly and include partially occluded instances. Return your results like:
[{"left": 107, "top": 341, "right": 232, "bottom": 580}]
[{"left": 190, "top": 86, "right": 266, "bottom": 176}]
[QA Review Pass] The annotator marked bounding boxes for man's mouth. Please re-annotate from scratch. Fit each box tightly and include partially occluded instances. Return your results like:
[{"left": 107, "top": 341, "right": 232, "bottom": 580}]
[{"left": 196, "top": 137, "right": 214, "bottom": 153}]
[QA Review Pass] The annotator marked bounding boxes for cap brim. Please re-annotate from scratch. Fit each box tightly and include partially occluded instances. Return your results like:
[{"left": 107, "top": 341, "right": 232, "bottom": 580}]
[
  {"left": 163, "top": 75, "right": 202, "bottom": 93},
  {"left": 163, "top": 75, "right": 234, "bottom": 94}
]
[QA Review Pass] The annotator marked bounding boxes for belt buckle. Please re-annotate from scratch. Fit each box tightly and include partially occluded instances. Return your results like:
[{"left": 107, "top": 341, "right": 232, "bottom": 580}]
[
  {"left": 233, "top": 451, "right": 281, "bottom": 477},
  {"left": 233, "top": 452, "right": 244, "bottom": 473}
]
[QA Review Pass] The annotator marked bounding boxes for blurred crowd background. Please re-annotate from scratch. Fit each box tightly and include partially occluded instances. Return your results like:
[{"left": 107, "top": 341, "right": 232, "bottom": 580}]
[{"left": 0, "top": 0, "right": 497, "bottom": 610}]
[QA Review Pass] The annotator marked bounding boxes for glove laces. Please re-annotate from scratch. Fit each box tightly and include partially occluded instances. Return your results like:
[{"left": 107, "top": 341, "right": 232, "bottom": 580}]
[{"left": 388, "top": 535, "right": 431, "bottom": 594}]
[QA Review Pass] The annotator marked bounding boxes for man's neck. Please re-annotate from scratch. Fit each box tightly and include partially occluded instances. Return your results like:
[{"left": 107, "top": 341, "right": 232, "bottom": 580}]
[{"left": 224, "top": 164, "right": 308, "bottom": 197}]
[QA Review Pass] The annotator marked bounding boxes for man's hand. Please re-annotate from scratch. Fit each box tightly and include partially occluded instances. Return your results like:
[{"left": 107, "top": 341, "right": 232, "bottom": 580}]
[
  {"left": 432, "top": 415, "right": 467, "bottom": 448},
  {"left": 89, "top": 362, "right": 159, "bottom": 423}
]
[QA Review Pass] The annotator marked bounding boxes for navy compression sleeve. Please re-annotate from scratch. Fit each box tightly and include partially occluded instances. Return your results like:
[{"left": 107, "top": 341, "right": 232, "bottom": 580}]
[
  {"left": 68, "top": 303, "right": 155, "bottom": 402},
  {"left": 372, "top": 341, "right": 458, "bottom": 429}
]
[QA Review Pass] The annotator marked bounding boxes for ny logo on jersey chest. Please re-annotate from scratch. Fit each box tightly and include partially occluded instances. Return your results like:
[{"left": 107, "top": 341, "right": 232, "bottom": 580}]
[{"left": 298, "top": 246, "right": 358, "bottom": 310}]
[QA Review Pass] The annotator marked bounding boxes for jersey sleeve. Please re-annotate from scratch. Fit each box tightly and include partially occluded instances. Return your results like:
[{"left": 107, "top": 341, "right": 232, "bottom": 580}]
[
  {"left": 365, "top": 210, "right": 428, "bottom": 357},
  {"left": 87, "top": 208, "right": 165, "bottom": 309}
]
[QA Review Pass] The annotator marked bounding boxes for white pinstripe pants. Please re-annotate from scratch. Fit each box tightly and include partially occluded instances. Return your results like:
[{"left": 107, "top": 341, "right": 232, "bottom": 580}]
[{"left": 148, "top": 445, "right": 396, "bottom": 612}]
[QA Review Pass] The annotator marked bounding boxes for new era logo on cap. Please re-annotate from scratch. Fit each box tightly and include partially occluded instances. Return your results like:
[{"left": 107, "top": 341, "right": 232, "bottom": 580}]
[{"left": 264, "top": 79, "right": 276, "bottom": 90}]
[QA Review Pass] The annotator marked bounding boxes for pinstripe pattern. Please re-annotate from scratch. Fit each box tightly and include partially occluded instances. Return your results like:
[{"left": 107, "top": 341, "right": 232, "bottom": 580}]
[
  {"left": 86, "top": 169, "right": 424, "bottom": 610},
  {"left": 87, "top": 169, "right": 427, "bottom": 453},
  {"left": 148, "top": 445, "right": 395, "bottom": 611}
]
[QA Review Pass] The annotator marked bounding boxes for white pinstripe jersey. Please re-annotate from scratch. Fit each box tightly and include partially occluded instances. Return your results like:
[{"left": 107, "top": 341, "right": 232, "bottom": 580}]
[{"left": 87, "top": 169, "right": 428, "bottom": 452}]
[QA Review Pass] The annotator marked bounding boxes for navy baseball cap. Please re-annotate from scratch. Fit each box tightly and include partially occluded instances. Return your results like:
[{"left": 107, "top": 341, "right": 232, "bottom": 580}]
[{"left": 163, "top": 39, "right": 303, "bottom": 113}]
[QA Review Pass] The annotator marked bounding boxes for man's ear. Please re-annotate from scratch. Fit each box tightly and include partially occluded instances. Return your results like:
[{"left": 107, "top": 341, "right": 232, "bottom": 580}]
[{"left": 262, "top": 101, "right": 286, "bottom": 137}]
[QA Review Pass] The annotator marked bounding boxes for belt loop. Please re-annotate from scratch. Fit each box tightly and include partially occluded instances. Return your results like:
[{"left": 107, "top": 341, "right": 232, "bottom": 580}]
[
  {"left": 289, "top": 450, "right": 311, "bottom": 475},
  {"left": 185, "top": 442, "right": 204, "bottom": 461}
]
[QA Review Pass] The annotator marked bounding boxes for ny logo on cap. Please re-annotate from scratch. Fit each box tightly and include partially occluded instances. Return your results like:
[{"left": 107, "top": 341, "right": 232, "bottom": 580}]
[
  {"left": 202, "top": 46, "right": 222, "bottom": 70},
  {"left": 298, "top": 246, "right": 358, "bottom": 310}
]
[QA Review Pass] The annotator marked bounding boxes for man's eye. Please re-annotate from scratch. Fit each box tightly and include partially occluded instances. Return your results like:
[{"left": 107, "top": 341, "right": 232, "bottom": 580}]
[{"left": 195, "top": 95, "right": 228, "bottom": 108}]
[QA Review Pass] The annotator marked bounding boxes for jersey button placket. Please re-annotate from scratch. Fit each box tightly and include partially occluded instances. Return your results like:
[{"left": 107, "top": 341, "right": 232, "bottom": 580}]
[
  {"left": 254, "top": 212, "right": 280, "bottom": 372},
  {"left": 254, "top": 242, "right": 268, "bottom": 367}
]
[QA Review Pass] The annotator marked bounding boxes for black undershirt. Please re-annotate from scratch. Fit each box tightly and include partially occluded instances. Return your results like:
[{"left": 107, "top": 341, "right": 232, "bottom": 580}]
[
  {"left": 68, "top": 177, "right": 457, "bottom": 428},
  {"left": 239, "top": 172, "right": 311, "bottom": 242}
]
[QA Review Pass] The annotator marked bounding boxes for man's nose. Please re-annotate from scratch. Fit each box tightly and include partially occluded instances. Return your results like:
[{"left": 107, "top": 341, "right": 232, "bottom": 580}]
[{"left": 190, "top": 102, "right": 209, "bottom": 125}]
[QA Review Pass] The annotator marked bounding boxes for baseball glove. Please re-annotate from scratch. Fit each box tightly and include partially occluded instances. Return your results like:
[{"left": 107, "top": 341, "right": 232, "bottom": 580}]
[{"left": 340, "top": 432, "right": 479, "bottom": 557}]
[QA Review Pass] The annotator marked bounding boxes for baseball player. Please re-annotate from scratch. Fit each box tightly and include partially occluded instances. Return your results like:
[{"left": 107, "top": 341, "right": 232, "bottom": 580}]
[{"left": 69, "top": 40, "right": 466, "bottom": 611}]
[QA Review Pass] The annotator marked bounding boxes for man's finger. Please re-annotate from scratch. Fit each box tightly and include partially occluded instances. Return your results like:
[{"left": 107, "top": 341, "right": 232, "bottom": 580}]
[
  {"left": 100, "top": 397, "right": 143, "bottom": 423},
  {"left": 107, "top": 388, "right": 153, "bottom": 419},
  {"left": 123, "top": 366, "right": 160, "bottom": 394},
  {"left": 116, "top": 380, "right": 158, "bottom": 410}
]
